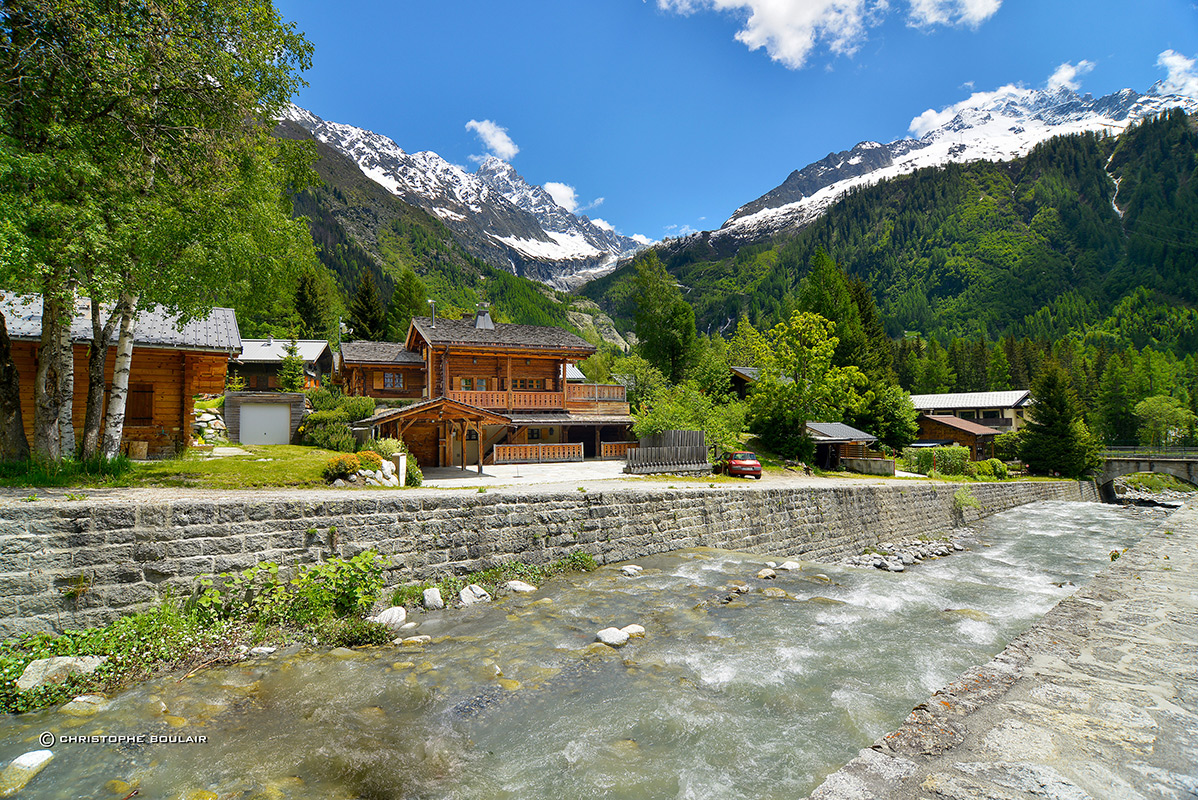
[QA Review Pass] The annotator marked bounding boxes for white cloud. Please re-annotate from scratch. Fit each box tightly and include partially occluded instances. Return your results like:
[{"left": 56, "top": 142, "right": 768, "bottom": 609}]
[
  {"left": 908, "top": 0, "right": 1000, "bottom": 28},
  {"left": 591, "top": 218, "right": 615, "bottom": 232},
  {"left": 465, "top": 119, "right": 519, "bottom": 161},
  {"left": 1157, "top": 50, "right": 1198, "bottom": 97},
  {"left": 909, "top": 83, "right": 1023, "bottom": 136},
  {"left": 1046, "top": 60, "right": 1094, "bottom": 92},
  {"left": 543, "top": 181, "right": 578, "bottom": 212},
  {"left": 632, "top": 234, "right": 655, "bottom": 245},
  {"left": 658, "top": 0, "right": 999, "bottom": 69}
]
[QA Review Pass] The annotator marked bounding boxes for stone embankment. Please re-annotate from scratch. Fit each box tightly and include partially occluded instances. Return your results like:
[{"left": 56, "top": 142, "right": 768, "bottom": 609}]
[
  {"left": 0, "top": 480, "right": 1095, "bottom": 637},
  {"left": 807, "top": 502, "right": 1198, "bottom": 800}
]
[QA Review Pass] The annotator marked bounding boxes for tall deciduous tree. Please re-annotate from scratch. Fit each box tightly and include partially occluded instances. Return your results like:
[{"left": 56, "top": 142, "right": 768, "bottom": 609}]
[
  {"left": 0, "top": 0, "right": 316, "bottom": 460},
  {"left": 632, "top": 252, "right": 696, "bottom": 383},
  {"left": 1134, "top": 395, "right": 1196, "bottom": 449}
]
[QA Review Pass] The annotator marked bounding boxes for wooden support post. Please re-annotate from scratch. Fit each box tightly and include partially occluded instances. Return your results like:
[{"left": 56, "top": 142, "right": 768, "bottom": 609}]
[{"left": 476, "top": 421, "right": 483, "bottom": 474}]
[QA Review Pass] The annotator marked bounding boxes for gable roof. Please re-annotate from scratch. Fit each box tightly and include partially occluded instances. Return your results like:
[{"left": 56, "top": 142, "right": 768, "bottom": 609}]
[
  {"left": 238, "top": 338, "right": 331, "bottom": 364},
  {"left": 920, "top": 414, "right": 999, "bottom": 437},
  {"left": 909, "top": 390, "right": 1031, "bottom": 410},
  {"left": 805, "top": 421, "right": 877, "bottom": 443},
  {"left": 339, "top": 340, "right": 424, "bottom": 366},
  {"left": 1, "top": 294, "right": 241, "bottom": 354},
  {"left": 408, "top": 316, "right": 595, "bottom": 354}
]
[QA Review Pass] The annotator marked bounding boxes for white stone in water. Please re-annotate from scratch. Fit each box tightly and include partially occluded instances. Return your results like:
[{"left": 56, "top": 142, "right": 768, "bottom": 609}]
[
  {"left": 397, "top": 635, "right": 432, "bottom": 646},
  {"left": 399, "top": 621, "right": 419, "bottom": 631},
  {"left": 505, "top": 580, "right": 538, "bottom": 594},
  {"left": 621, "top": 565, "right": 644, "bottom": 577},
  {"left": 60, "top": 694, "right": 108, "bottom": 716},
  {"left": 779, "top": 561, "right": 802, "bottom": 571},
  {"left": 766, "top": 561, "right": 777, "bottom": 568},
  {"left": 249, "top": 646, "right": 277, "bottom": 656},
  {"left": 459, "top": 584, "right": 492, "bottom": 606},
  {"left": 620, "top": 624, "right": 646, "bottom": 638},
  {"left": 16, "top": 656, "right": 107, "bottom": 691},
  {"left": 757, "top": 568, "right": 776, "bottom": 580},
  {"left": 0, "top": 750, "right": 54, "bottom": 796},
  {"left": 369, "top": 606, "right": 408, "bottom": 631},
  {"left": 596, "top": 627, "right": 630, "bottom": 647},
  {"left": 422, "top": 588, "right": 444, "bottom": 610}
]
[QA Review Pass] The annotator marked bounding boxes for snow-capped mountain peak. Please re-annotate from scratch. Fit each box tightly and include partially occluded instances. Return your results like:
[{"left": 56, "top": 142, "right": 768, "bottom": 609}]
[
  {"left": 278, "top": 105, "right": 641, "bottom": 289},
  {"left": 718, "top": 84, "right": 1198, "bottom": 244}
]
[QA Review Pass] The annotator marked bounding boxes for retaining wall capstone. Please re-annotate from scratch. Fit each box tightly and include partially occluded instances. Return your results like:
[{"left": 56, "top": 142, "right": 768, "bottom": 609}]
[{"left": 0, "top": 480, "right": 1097, "bottom": 637}]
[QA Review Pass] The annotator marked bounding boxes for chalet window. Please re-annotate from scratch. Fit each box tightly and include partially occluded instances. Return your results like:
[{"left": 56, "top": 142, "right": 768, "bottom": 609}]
[
  {"left": 982, "top": 409, "right": 1000, "bottom": 419},
  {"left": 513, "top": 378, "right": 544, "bottom": 391},
  {"left": 960, "top": 410, "right": 976, "bottom": 419},
  {"left": 466, "top": 428, "right": 478, "bottom": 441},
  {"left": 383, "top": 372, "right": 404, "bottom": 389},
  {"left": 475, "top": 377, "right": 487, "bottom": 391},
  {"left": 127, "top": 384, "right": 153, "bottom": 426},
  {"left": 459, "top": 377, "right": 473, "bottom": 391},
  {"left": 528, "top": 428, "right": 541, "bottom": 440}
]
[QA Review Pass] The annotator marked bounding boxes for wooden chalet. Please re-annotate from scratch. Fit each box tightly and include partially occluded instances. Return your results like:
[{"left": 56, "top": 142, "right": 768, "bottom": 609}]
[
  {"left": 339, "top": 341, "right": 426, "bottom": 400},
  {"left": 916, "top": 414, "right": 998, "bottom": 460},
  {"left": 233, "top": 337, "right": 334, "bottom": 390},
  {"left": 351, "top": 305, "right": 633, "bottom": 467},
  {"left": 3, "top": 294, "right": 238, "bottom": 458},
  {"left": 805, "top": 421, "right": 878, "bottom": 469}
]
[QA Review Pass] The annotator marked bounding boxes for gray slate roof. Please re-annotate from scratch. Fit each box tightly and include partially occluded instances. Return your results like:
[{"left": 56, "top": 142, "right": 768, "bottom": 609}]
[
  {"left": 805, "top": 421, "right": 877, "bottom": 443},
  {"left": 1, "top": 294, "right": 241, "bottom": 353},
  {"left": 411, "top": 316, "right": 595, "bottom": 353},
  {"left": 340, "top": 341, "right": 424, "bottom": 365},
  {"left": 238, "top": 338, "right": 331, "bottom": 364},
  {"left": 909, "top": 390, "right": 1030, "bottom": 410}
]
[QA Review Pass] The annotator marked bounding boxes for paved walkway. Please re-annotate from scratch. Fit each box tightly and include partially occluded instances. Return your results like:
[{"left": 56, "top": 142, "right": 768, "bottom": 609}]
[{"left": 808, "top": 502, "right": 1198, "bottom": 799}]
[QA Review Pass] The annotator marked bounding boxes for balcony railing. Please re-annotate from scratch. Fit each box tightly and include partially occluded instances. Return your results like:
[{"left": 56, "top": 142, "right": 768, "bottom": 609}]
[
  {"left": 446, "top": 390, "right": 564, "bottom": 410},
  {"left": 493, "top": 443, "right": 583, "bottom": 463},
  {"left": 566, "top": 383, "right": 627, "bottom": 402},
  {"left": 600, "top": 441, "right": 638, "bottom": 459}
]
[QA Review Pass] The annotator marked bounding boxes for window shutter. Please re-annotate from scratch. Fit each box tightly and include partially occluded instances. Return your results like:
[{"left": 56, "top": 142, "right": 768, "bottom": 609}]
[{"left": 373, "top": 372, "right": 383, "bottom": 390}]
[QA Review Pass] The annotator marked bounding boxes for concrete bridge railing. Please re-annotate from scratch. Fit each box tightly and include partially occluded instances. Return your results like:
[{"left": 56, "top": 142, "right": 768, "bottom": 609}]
[{"left": 1096, "top": 449, "right": 1198, "bottom": 501}]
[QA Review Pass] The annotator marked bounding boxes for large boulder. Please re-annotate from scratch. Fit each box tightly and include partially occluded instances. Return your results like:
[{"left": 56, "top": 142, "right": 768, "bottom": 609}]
[
  {"left": 16, "top": 656, "right": 107, "bottom": 691},
  {"left": 368, "top": 606, "right": 408, "bottom": 632},
  {"left": 459, "top": 584, "right": 492, "bottom": 606},
  {"left": 422, "top": 587, "right": 444, "bottom": 610},
  {"left": 0, "top": 750, "right": 54, "bottom": 796}
]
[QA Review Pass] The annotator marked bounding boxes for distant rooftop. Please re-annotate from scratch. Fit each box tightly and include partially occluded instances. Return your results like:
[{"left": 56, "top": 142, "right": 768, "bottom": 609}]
[
  {"left": 1, "top": 294, "right": 241, "bottom": 353},
  {"left": 909, "top": 390, "right": 1030, "bottom": 410},
  {"left": 921, "top": 414, "right": 1001, "bottom": 437},
  {"left": 806, "top": 421, "right": 877, "bottom": 443},
  {"left": 238, "top": 338, "right": 331, "bottom": 363},
  {"left": 410, "top": 315, "right": 595, "bottom": 353},
  {"left": 339, "top": 341, "right": 424, "bottom": 366}
]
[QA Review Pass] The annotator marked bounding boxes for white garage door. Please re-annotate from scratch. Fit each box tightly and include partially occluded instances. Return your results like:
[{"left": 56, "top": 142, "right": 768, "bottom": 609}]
[{"left": 239, "top": 403, "right": 292, "bottom": 445}]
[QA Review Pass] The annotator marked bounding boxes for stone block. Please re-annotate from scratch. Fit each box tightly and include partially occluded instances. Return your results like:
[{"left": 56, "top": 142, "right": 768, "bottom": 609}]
[{"left": 201, "top": 536, "right": 244, "bottom": 556}]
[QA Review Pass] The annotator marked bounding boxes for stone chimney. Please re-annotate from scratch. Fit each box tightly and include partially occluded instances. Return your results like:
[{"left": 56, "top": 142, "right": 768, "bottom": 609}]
[{"left": 474, "top": 303, "right": 494, "bottom": 330}]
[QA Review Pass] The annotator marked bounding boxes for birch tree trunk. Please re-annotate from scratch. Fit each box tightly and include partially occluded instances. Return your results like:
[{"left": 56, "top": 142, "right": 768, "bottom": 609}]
[
  {"left": 0, "top": 308, "right": 31, "bottom": 462},
  {"left": 81, "top": 298, "right": 117, "bottom": 460},
  {"left": 100, "top": 291, "right": 138, "bottom": 459},
  {"left": 33, "top": 289, "right": 75, "bottom": 461}
]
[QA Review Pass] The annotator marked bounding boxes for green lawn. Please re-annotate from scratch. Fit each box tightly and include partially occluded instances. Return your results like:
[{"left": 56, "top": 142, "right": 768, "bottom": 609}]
[{"left": 116, "top": 445, "right": 344, "bottom": 489}]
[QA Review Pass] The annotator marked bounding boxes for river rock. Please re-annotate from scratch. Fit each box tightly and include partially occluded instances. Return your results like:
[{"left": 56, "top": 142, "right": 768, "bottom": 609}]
[
  {"left": 596, "top": 627, "right": 630, "bottom": 647},
  {"left": 16, "top": 655, "right": 107, "bottom": 691},
  {"left": 620, "top": 624, "right": 646, "bottom": 638},
  {"left": 779, "top": 561, "right": 802, "bottom": 571},
  {"left": 0, "top": 750, "right": 53, "bottom": 796},
  {"left": 398, "top": 635, "right": 432, "bottom": 646},
  {"left": 621, "top": 565, "right": 643, "bottom": 577},
  {"left": 423, "top": 587, "right": 444, "bottom": 610},
  {"left": 60, "top": 694, "right": 108, "bottom": 716},
  {"left": 459, "top": 585, "right": 491, "bottom": 606},
  {"left": 249, "top": 646, "right": 277, "bottom": 656},
  {"left": 505, "top": 580, "right": 538, "bottom": 594},
  {"left": 369, "top": 606, "right": 408, "bottom": 631},
  {"left": 399, "top": 621, "right": 419, "bottom": 632},
  {"left": 757, "top": 568, "right": 776, "bottom": 580}
]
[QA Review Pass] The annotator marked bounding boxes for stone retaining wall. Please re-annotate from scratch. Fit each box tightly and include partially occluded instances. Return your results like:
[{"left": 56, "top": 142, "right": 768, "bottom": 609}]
[{"left": 0, "top": 480, "right": 1096, "bottom": 637}]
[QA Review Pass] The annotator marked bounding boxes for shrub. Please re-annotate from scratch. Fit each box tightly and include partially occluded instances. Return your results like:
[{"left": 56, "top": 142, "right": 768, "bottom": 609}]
[
  {"left": 361, "top": 437, "right": 404, "bottom": 458},
  {"left": 305, "top": 408, "right": 349, "bottom": 426},
  {"left": 323, "top": 453, "right": 361, "bottom": 481},
  {"left": 405, "top": 454, "right": 423, "bottom": 486},
  {"left": 306, "top": 424, "right": 356, "bottom": 453},
  {"left": 290, "top": 551, "right": 385, "bottom": 623},
  {"left": 973, "top": 459, "right": 994, "bottom": 478},
  {"left": 987, "top": 458, "right": 1008, "bottom": 480},
  {"left": 311, "top": 616, "right": 392, "bottom": 647},
  {"left": 901, "top": 445, "right": 971, "bottom": 476},
  {"left": 306, "top": 387, "right": 341, "bottom": 412},
  {"left": 357, "top": 450, "right": 382, "bottom": 471},
  {"left": 341, "top": 396, "right": 376, "bottom": 422},
  {"left": 953, "top": 485, "right": 981, "bottom": 511}
]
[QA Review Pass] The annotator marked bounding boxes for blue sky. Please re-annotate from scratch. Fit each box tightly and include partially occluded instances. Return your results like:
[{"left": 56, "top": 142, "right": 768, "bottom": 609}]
[{"left": 277, "top": 0, "right": 1198, "bottom": 243}]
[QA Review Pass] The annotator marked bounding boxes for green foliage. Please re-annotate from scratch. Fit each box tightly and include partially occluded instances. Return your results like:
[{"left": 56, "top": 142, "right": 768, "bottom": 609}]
[
  {"left": 405, "top": 454, "right": 423, "bottom": 486},
  {"left": 987, "top": 458, "right": 1009, "bottom": 480},
  {"left": 633, "top": 252, "right": 697, "bottom": 383},
  {"left": 305, "top": 408, "right": 350, "bottom": 426},
  {"left": 323, "top": 453, "right": 361, "bottom": 481},
  {"left": 390, "top": 551, "right": 598, "bottom": 608},
  {"left": 386, "top": 267, "right": 428, "bottom": 340},
  {"left": 361, "top": 437, "right": 405, "bottom": 458},
  {"left": 310, "top": 616, "right": 392, "bottom": 648},
  {"left": 0, "top": 454, "right": 132, "bottom": 487},
  {"left": 356, "top": 450, "right": 382, "bottom": 471},
  {"left": 305, "top": 387, "right": 342, "bottom": 412},
  {"left": 852, "top": 383, "right": 918, "bottom": 450},
  {"left": 953, "top": 485, "right": 981, "bottom": 511},
  {"left": 1134, "top": 395, "right": 1197, "bottom": 448},
  {"left": 1020, "top": 361, "right": 1101, "bottom": 477},
  {"left": 341, "top": 395, "right": 376, "bottom": 422},
  {"left": 348, "top": 271, "right": 387, "bottom": 341},
  {"left": 902, "top": 445, "right": 971, "bottom": 476},
  {"left": 632, "top": 381, "right": 747, "bottom": 453},
  {"left": 994, "top": 430, "right": 1023, "bottom": 462},
  {"left": 611, "top": 353, "right": 669, "bottom": 411},
  {"left": 277, "top": 336, "right": 306, "bottom": 393}
]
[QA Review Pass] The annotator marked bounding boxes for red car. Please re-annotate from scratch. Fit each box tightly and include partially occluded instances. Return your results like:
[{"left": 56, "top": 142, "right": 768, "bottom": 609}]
[{"left": 714, "top": 451, "right": 762, "bottom": 479}]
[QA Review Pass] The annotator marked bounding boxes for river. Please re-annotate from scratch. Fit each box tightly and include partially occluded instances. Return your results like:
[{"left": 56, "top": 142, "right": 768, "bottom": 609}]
[{"left": 0, "top": 500, "right": 1158, "bottom": 799}]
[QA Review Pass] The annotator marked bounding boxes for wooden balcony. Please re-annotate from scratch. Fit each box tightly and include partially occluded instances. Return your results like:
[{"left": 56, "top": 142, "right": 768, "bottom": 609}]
[
  {"left": 446, "top": 385, "right": 628, "bottom": 412},
  {"left": 447, "top": 390, "right": 565, "bottom": 410},
  {"left": 565, "top": 383, "right": 629, "bottom": 413},
  {"left": 493, "top": 443, "right": 583, "bottom": 463}
]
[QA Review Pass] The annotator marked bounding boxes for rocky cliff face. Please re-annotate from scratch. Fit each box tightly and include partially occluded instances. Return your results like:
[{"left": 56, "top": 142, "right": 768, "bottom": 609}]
[{"left": 280, "top": 106, "right": 641, "bottom": 289}]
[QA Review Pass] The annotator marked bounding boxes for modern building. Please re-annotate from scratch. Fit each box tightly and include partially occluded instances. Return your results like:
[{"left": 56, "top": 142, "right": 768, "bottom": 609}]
[{"left": 908, "top": 389, "right": 1031, "bottom": 432}]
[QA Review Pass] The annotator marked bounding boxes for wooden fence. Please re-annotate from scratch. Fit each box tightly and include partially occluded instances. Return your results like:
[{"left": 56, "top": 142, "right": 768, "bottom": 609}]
[
  {"left": 600, "top": 441, "right": 638, "bottom": 459},
  {"left": 624, "top": 430, "right": 709, "bottom": 474},
  {"left": 493, "top": 443, "right": 584, "bottom": 464}
]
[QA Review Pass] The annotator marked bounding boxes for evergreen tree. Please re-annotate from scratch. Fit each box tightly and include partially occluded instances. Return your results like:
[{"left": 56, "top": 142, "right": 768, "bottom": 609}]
[
  {"left": 913, "top": 339, "right": 956, "bottom": 394},
  {"left": 1094, "top": 355, "right": 1137, "bottom": 444},
  {"left": 348, "top": 271, "right": 387, "bottom": 341},
  {"left": 1020, "top": 361, "right": 1101, "bottom": 477},
  {"left": 277, "top": 336, "right": 305, "bottom": 392},
  {"left": 632, "top": 252, "right": 697, "bottom": 383},
  {"left": 385, "top": 267, "right": 428, "bottom": 341},
  {"left": 988, "top": 346, "right": 1012, "bottom": 390},
  {"left": 294, "top": 266, "right": 327, "bottom": 338}
]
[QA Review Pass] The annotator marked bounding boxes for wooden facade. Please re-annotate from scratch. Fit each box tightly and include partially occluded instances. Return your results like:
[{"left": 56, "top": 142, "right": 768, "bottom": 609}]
[
  {"left": 917, "top": 414, "right": 997, "bottom": 461},
  {"left": 11, "top": 342, "right": 228, "bottom": 458}
]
